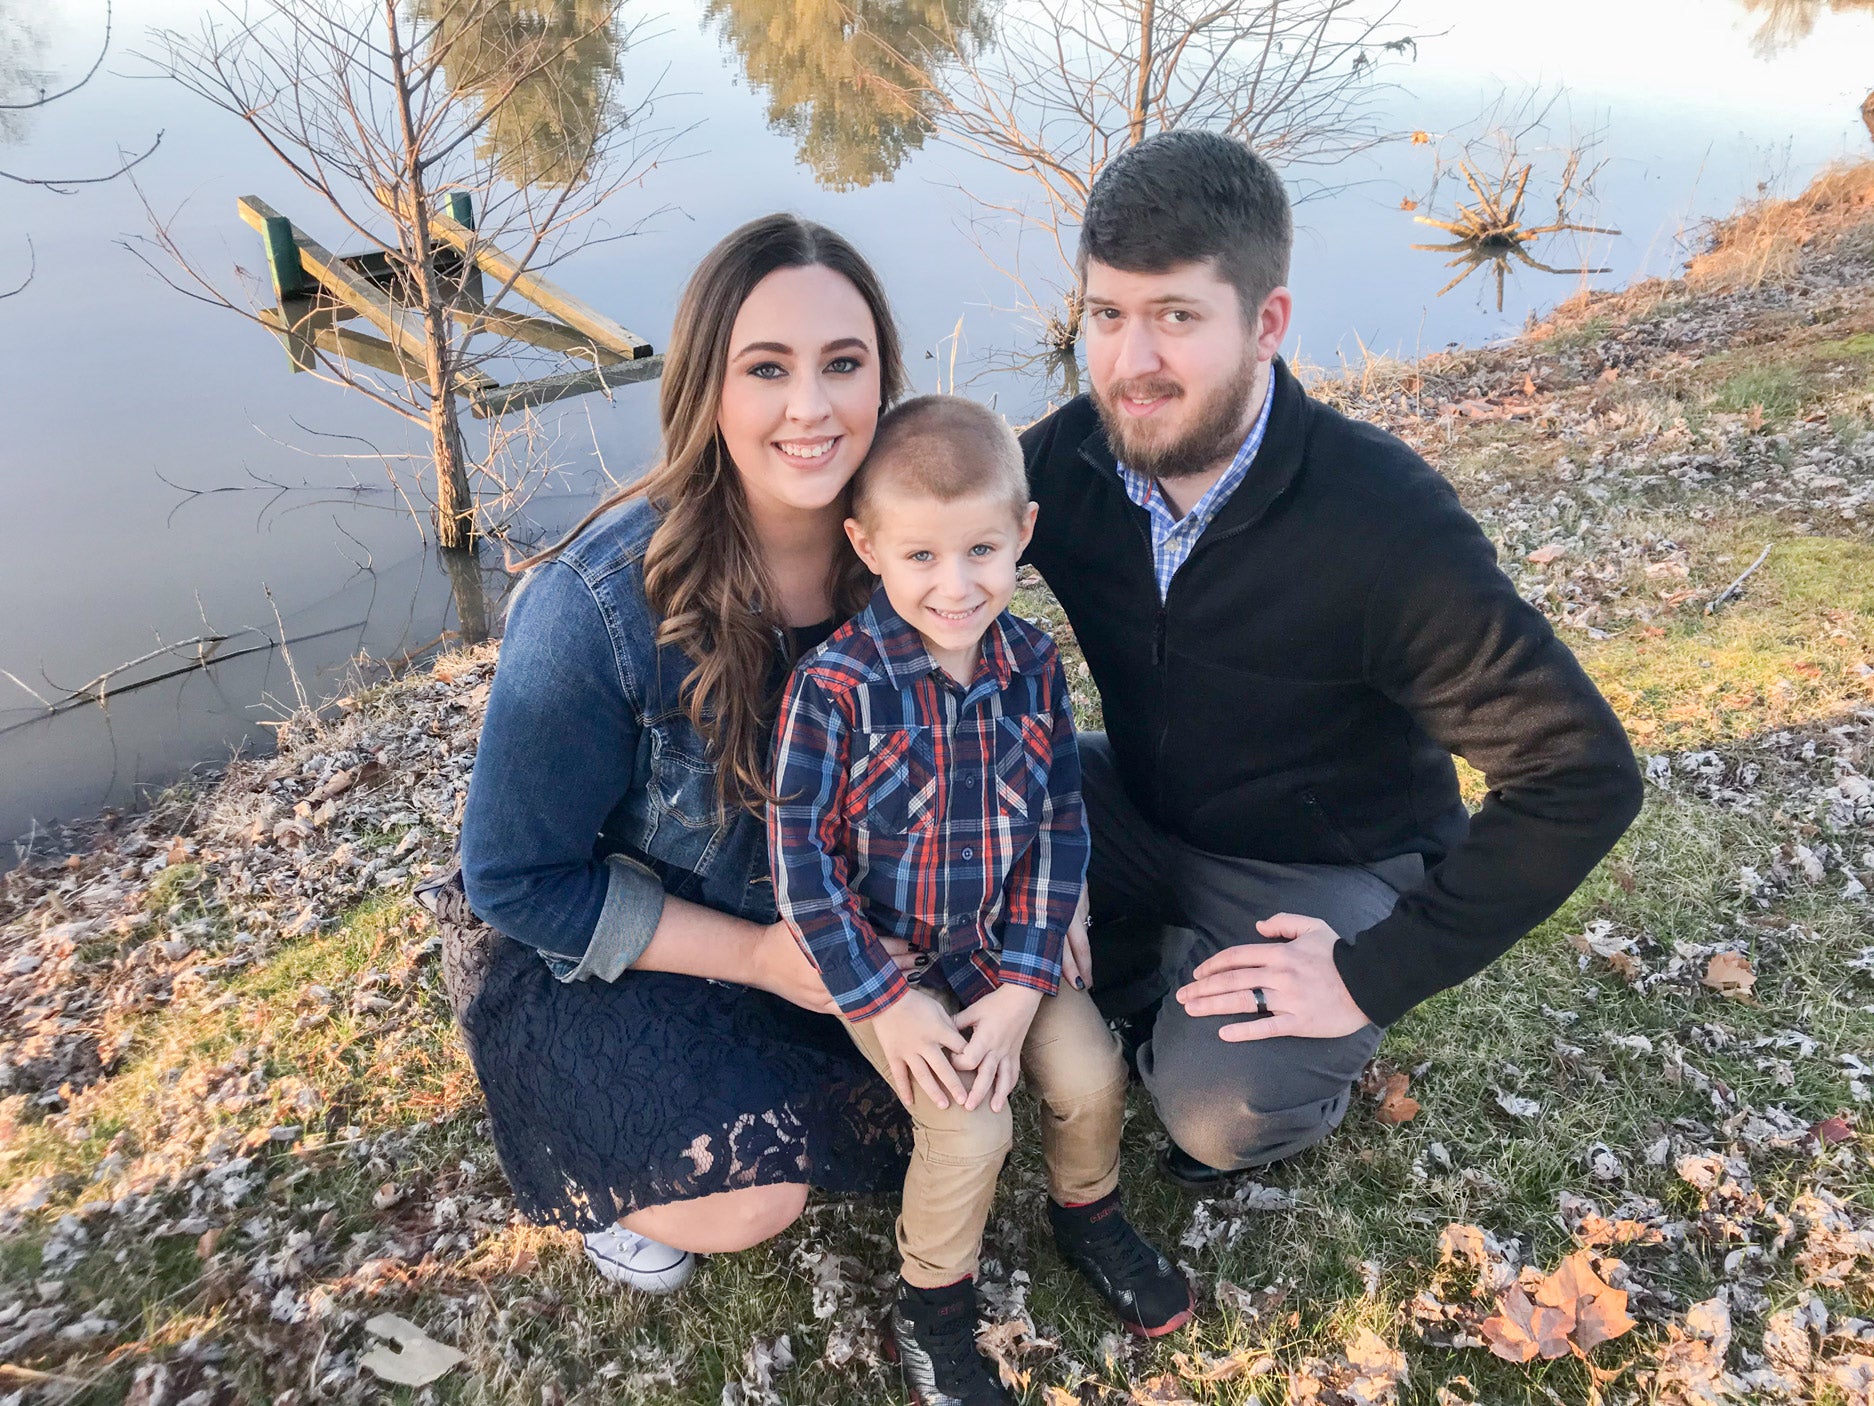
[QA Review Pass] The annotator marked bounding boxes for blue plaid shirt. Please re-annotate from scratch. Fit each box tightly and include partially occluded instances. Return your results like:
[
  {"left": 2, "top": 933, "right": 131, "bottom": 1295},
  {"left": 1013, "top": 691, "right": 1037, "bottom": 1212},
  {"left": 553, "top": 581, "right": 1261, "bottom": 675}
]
[
  {"left": 768, "top": 589, "right": 1088, "bottom": 1021},
  {"left": 1115, "top": 367, "right": 1275, "bottom": 600}
]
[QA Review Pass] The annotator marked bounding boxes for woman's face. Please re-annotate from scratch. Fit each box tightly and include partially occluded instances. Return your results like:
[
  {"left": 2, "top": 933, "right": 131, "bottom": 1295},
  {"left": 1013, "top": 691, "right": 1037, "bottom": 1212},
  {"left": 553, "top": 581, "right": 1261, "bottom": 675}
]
[{"left": 718, "top": 264, "right": 883, "bottom": 523}]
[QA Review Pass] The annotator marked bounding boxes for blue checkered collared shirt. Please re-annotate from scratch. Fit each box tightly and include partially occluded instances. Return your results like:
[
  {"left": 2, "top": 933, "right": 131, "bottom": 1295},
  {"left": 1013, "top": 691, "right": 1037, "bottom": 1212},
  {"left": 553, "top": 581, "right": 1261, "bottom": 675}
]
[{"left": 1115, "top": 364, "right": 1275, "bottom": 600}]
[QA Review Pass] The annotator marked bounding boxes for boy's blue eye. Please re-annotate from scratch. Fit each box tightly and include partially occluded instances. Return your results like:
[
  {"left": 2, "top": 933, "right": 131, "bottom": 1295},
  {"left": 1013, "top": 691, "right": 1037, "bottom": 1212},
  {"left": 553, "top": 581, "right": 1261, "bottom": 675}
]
[
  {"left": 970, "top": 543, "right": 995, "bottom": 557},
  {"left": 908, "top": 550, "right": 933, "bottom": 563}
]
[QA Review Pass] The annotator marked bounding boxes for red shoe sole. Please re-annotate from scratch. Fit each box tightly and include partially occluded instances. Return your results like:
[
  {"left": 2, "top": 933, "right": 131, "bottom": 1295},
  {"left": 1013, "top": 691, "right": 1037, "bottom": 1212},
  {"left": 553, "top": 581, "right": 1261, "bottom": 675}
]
[{"left": 1122, "top": 1283, "right": 1197, "bottom": 1338}]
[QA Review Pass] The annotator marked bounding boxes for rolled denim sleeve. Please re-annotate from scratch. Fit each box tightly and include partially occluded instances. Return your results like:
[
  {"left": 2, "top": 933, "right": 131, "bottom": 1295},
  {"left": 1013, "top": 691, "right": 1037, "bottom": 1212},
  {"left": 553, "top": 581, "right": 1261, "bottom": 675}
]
[
  {"left": 768, "top": 668, "right": 908, "bottom": 1021},
  {"left": 460, "top": 560, "right": 665, "bottom": 979},
  {"left": 996, "top": 654, "right": 1088, "bottom": 994}
]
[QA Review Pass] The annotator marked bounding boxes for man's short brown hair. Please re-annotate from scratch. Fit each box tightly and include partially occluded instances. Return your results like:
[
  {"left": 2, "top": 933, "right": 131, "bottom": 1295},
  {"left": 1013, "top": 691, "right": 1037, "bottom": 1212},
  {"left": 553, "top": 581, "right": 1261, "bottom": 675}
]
[
  {"left": 1077, "top": 130, "right": 1292, "bottom": 319},
  {"left": 851, "top": 394, "right": 1028, "bottom": 525}
]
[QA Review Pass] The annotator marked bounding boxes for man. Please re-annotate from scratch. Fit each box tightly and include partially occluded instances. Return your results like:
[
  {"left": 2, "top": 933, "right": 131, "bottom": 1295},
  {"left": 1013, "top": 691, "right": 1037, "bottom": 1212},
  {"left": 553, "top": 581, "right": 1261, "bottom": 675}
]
[{"left": 1019, "top": 130, "right": 1644, "bottom": 1189}]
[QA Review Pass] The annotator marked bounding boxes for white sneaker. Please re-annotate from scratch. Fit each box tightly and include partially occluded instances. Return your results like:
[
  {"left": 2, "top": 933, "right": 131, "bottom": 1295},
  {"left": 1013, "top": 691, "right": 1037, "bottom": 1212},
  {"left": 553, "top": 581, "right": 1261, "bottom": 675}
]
[{"left": 581, "top": 1225, "right": 697, "bottom": 1293}]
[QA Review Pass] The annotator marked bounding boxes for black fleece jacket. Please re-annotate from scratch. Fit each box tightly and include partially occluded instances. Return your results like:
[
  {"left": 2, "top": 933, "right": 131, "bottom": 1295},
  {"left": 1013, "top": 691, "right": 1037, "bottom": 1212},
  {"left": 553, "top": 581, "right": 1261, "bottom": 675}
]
[{"left": 1019, "top": 358, "right": 1644, "bottom": 1026}]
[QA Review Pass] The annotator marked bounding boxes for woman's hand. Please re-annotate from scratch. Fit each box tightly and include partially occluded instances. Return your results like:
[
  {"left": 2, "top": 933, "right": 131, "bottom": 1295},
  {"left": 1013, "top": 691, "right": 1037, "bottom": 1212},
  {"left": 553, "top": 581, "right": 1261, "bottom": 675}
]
[
  {"left": 1061, "top": 888, "right": 1092, "bottom": 992},
  {"left": 869, "top": 989, "right": 969, "bottom": 1110},
  {"left": 751, "top": 921, "right": 838, "bottom": 1013},
  {"left": 952, "top": 984, "right": 1044, "bottom": 1113}
]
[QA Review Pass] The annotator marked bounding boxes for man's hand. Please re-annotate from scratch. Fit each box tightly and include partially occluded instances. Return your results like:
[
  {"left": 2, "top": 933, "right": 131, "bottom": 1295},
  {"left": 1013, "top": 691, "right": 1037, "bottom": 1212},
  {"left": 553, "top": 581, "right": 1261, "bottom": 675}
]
[
  {"left": 953, "top": 984, "right": 1044, "bottom": 1113},
  {"left": 1174, "top": 913, "right": 1371, "bottom": 1041},
  {"left": 870, "top": 989, "right": 970, "bottom": 1111}
]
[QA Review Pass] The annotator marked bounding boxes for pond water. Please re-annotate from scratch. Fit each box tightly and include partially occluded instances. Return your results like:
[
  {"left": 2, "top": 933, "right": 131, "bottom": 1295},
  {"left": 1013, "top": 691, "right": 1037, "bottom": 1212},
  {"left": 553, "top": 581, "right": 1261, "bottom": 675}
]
[{"left": 1, "top": 0, "right": 1870, "bottom": 856}]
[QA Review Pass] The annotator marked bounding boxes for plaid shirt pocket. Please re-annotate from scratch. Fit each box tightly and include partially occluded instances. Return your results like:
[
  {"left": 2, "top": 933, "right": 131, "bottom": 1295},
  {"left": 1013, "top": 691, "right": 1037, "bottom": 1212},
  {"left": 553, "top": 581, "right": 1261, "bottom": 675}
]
[
  {"left": 993, "top": 714, "right": 1052, "bottom": 819},
  {"left": 846, "top": 726, "right": 938, "bottom": 834}
]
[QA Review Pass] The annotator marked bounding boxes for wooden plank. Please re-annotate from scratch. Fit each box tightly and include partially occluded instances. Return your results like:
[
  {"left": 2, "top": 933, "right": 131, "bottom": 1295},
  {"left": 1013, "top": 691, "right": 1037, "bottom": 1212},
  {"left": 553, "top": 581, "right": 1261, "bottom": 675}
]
[
  {"left": 259, "top": 299, "right": 326, "bottom": 372},
  {"left": 430, "top": 211, "right": 654, "bottom": 361},
  {"left": 267, "top": 316, "right": 499, "bottom": 396},
  {"left": 471, "top": 355, "right": 663, "bottom": 419},
  {"left": 238, "top": 197, "right": 431, "bottom": 365},
  {"left": 451, "top": 294, "right": 628, "bottom": 363}
]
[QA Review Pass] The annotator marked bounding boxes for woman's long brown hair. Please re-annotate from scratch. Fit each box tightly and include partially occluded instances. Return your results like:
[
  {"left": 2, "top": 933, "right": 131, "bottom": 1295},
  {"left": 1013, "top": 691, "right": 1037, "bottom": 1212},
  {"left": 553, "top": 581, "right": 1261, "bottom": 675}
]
[{"left": 514, "top": 214, "right": 907, "bottom": 815}]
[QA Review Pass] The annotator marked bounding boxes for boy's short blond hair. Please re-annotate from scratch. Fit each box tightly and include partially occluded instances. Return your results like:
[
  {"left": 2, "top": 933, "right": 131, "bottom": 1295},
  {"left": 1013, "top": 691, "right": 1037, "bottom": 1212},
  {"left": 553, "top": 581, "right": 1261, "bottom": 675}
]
[{"left": 851, "top": 395, "right": 1028, "bottom": 525}]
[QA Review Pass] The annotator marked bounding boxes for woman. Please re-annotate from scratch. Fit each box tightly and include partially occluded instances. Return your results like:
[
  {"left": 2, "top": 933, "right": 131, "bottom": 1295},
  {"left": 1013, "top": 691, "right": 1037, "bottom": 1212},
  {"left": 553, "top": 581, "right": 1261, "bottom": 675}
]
[{"left": 444, "top": 214, "right": 912, "bottom": 1292}]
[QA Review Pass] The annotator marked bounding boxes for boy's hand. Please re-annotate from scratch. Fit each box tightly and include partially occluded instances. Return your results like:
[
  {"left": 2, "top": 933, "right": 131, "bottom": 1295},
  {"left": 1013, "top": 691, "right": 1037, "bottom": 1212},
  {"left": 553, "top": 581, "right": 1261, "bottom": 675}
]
[
  {"left": 953, "top": 985, "right": 1044, "bottom": 1113},
  {"left": 871, "top": 989, "right": 969, "bottom": 1111}
]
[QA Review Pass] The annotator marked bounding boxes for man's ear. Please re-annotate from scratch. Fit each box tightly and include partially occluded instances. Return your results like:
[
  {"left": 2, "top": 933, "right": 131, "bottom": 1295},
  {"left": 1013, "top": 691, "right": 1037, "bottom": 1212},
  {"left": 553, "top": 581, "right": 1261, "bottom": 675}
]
[
  {"left": 1016, "top": 501, "right": 1039, "bottom": 555},
  {"left": 1254, "top": 286, "right": 1293, "bottom": 363},
  {"left": 844, "top": 516, "right": 882, "bottom": 574}
]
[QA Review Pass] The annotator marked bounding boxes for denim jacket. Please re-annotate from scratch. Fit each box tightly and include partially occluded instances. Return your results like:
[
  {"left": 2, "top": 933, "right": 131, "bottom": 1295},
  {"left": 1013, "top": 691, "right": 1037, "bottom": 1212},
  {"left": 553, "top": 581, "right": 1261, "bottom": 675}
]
[{"left": 459, "top": 497, "right": 776, "bottom": 982}]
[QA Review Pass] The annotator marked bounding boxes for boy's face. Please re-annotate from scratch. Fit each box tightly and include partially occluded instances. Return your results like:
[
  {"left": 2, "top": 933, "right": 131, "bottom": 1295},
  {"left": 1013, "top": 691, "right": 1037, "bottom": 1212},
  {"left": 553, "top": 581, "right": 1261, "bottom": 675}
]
[{"left": 846, "top": 486, "right": 1039, "bottom": 667}]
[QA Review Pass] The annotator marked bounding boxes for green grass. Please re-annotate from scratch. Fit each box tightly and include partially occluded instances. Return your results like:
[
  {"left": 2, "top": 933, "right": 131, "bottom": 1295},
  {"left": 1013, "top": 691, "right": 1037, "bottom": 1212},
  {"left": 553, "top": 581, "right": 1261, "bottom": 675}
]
[{"left": 1708, "top": 364, "right": 1808, "bottom": 419}]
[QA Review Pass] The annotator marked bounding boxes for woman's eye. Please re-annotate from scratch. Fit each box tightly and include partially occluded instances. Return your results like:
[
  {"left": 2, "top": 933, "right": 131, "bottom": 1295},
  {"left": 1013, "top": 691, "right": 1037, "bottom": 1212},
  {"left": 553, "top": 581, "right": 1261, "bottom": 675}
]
[
  {"left": 826, "top": 356, "right": 861, "bottom": 374},
  {"left": 749, "top": 361, "right": 785, "bottom": 379}
]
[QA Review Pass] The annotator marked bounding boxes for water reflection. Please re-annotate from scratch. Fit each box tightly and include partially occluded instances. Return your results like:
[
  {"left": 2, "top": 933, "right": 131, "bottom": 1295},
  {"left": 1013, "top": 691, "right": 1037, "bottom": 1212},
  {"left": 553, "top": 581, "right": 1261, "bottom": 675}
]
[
  {"left": 1737, "top": 0, "right": 1874, "bottom": 51},
  {"left": 420, "top": 0, "right": 631, "bottom": 188},
  {"left": 0, "top": 5, "right": 49, "bottom": 145},
  {"left": 707, "top": 0, "right": 991, "bottom": 190}
]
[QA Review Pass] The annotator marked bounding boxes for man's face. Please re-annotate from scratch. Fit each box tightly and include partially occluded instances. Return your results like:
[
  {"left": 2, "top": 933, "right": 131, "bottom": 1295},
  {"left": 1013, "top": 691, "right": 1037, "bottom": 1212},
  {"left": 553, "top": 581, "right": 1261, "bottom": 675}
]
[{"left": 1083, "top": 257, "right": 1287, "bottom": 479}]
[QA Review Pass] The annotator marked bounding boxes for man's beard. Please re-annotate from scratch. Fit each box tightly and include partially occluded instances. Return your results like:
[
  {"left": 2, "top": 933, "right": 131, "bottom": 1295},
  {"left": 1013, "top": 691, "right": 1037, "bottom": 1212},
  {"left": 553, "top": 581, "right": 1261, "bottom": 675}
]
[{"left": 1093, "top": 353, "right": 1261, "bottom": 481}]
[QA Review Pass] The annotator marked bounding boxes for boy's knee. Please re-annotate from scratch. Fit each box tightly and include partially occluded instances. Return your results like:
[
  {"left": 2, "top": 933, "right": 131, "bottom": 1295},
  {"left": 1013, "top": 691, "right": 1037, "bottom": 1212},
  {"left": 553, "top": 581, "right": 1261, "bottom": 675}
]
[{"left": 915, "top": 1101, "right": 1013, "bottom": 1164}]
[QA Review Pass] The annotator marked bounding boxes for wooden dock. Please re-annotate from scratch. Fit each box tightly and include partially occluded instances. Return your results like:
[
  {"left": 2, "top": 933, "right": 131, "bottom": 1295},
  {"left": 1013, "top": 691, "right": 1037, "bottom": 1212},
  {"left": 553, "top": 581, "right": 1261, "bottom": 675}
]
[{"left": 238, "top": 195, "right": 663, "bottom": 417}]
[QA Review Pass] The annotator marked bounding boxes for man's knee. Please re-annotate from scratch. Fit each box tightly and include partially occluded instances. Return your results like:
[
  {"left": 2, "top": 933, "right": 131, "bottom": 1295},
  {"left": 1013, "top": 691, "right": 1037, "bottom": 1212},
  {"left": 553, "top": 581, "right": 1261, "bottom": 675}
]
[
  {"left": 1141, "top": 1015, "right": 1372, "bottom": 1170},
  {"left": 1155, "top": 1084, "right": 1350, "bottom": 1172}
]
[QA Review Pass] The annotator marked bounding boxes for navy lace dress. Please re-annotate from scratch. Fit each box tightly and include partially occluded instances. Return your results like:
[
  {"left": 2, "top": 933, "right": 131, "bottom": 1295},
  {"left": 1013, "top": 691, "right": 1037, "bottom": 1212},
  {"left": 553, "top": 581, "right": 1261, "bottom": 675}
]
[{"left": 436, "top": 623, "right": 910, "bottom": 1232}]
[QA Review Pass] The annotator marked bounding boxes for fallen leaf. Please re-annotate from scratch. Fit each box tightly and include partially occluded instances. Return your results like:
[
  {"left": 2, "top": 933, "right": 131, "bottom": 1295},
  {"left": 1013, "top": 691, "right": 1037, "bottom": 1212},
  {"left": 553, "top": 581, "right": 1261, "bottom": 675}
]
[
  {"left": 1812, "top": 1114, "right": 1854, "bottom": 1146},
  {"left": 1702, "top": 951, "right": 1756, "bottom": 998},
  {"left": 1495, "top": 1090, "right": 1540, "bottom": 1120},
  {"left": 1526, "top": 544, "right": 1567, "bottom": 565},
  {"left": 1375, "top": 1072, "right": 1421, "bottom": 1125},
  {"left": 1129, "top": 1373, "right": 1198, "bottom": 1404},
  {"left": 359, "top": 1313, "right": 466, "bottom": 1387}
]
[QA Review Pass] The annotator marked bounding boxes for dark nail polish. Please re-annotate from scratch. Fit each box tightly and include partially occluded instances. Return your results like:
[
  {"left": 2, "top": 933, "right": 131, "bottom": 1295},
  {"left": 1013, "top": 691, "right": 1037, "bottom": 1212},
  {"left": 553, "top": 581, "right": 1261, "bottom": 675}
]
[{"left": 1074, "top": 976, "right": 1086, "bottom": 989}]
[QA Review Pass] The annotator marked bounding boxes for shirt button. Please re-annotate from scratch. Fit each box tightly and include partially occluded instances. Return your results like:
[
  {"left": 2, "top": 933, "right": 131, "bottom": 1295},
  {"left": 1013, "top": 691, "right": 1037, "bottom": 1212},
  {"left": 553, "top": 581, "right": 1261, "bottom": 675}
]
[
  {"left": 962, "top": 847, "right": 974, "bottom": 859},
  {"left": 964, "top": 774, "right": 977, "bottom": 787}
]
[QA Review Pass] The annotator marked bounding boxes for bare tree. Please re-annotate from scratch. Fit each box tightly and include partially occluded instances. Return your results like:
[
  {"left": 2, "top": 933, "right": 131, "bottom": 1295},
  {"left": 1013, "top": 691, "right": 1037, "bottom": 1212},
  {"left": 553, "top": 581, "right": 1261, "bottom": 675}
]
[
  {"left": 903, "top": 0, "right": 1415, "bottom": 345},
  {"left": 0, "top": 1, "right": 163, "bottom": 298},
  {"left": 133, "top": 0, "right": 674, "bottom": 575}
]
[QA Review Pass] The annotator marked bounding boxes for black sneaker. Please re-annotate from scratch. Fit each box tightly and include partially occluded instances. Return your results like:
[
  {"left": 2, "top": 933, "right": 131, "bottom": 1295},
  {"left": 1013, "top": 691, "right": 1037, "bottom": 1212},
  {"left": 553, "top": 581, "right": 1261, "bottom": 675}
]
[
  {"left": 884, "top": 1277, "right": 1013, "bottom": 1406},
  {"left": 1048, "top": 1190, "right": 1194, "bottom": 1337}
]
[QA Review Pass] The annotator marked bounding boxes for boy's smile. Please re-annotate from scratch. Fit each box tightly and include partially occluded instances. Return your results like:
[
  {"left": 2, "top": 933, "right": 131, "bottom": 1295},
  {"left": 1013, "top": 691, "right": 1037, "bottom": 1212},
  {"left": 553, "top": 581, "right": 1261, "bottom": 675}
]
[{"left": 846, "top": 488, "right": 1039, "bottom": 683}]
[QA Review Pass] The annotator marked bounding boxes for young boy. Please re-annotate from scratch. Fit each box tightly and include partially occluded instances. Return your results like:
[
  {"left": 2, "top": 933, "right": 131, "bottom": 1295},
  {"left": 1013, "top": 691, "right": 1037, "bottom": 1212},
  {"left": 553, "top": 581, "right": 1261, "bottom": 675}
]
[{"left": 770, "top": 396, "right": 1192, "bottom": 1406}]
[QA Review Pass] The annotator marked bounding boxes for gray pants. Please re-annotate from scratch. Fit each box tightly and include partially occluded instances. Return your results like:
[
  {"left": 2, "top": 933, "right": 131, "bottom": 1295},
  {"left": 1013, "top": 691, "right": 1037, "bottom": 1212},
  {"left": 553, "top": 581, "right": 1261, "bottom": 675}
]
[{"left": 1080, "top": 733, "right": 1424, "bottom": 1172}]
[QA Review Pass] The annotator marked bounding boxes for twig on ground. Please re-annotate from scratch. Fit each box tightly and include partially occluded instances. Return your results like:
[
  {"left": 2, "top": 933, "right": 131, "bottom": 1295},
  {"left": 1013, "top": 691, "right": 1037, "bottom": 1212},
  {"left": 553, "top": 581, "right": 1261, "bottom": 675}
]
[{"left": 1706, "top": 544, "right": 1773, "bottom": 614}]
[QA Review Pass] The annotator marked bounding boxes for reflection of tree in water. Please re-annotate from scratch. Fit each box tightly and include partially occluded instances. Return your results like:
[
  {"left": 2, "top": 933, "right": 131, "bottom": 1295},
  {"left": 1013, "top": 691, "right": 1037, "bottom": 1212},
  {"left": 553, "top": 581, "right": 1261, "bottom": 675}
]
[
  {"left": 420, "top": 0, "right": 627, "bottom": 188},
  {"left": 1736, "top": 0, "right": 1874, "bottom": 51},
  {"left": 0, "top": 5, "right": 51, "bottom": 145},
  {"left": 707, "top": 0, "right": 991, "bottom": 190}
]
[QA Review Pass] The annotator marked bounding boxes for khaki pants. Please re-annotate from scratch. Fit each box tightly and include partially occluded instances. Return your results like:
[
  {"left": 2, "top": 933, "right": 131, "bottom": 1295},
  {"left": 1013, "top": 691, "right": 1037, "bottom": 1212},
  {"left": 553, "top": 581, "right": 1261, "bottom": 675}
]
[{"left": 844, "top": 981, "right": 1128, "bottom": 1288}]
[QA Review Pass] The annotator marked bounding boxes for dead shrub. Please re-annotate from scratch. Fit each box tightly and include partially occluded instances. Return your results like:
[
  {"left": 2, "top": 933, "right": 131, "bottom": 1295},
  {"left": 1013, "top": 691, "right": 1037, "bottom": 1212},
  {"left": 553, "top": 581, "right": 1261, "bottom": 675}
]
[{"left": 1685, "top": 160, "right": 1874, "bottom": 292}]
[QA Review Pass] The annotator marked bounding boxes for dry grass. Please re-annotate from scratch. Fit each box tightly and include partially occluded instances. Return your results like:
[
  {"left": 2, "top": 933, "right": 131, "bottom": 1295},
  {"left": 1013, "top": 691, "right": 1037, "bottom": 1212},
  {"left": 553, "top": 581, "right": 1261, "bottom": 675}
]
[{"left": 1685, "top": 160, "right": 1874, "bottom": 293}]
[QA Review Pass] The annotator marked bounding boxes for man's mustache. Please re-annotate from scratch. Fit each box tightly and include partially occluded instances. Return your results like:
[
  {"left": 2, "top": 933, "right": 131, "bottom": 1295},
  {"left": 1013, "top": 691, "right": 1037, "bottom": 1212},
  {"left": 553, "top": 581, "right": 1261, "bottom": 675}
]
[{"left": 1104, "top": 378, "right": 1185, "bottom": 405}]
